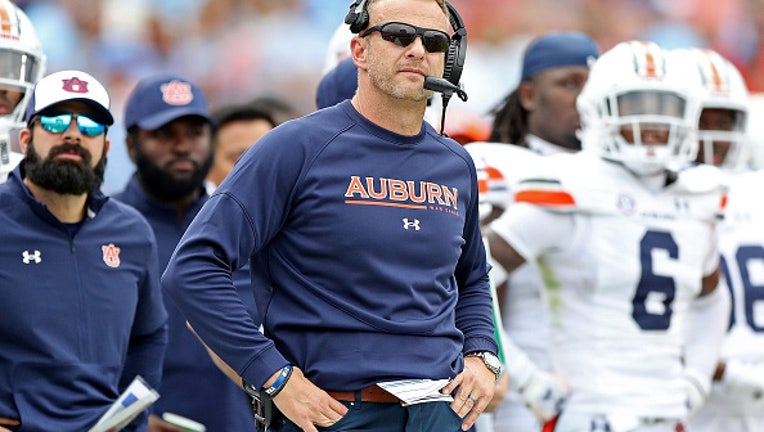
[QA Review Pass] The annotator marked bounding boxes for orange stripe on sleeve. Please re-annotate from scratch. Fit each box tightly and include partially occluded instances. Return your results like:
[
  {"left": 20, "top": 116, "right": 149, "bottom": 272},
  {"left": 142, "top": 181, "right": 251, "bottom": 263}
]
[{"left": 515, "top": 189, "right": 575, "bottom": 206}]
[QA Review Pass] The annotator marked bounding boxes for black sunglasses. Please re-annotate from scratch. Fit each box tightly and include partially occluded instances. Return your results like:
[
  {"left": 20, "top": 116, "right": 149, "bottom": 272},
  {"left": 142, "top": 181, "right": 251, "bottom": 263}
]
[{"left": 361, "top": 22, "right": 451, "bottom": 53}]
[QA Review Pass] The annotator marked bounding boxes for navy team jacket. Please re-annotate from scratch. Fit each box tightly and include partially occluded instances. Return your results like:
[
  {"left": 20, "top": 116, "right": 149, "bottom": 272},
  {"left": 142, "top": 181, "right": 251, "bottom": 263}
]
[
  {"left": 0, "top": 166, "right": 167, "bottom": 431},
  {"left": 115, "top": 176, "right": 257, "bottom": 432}
]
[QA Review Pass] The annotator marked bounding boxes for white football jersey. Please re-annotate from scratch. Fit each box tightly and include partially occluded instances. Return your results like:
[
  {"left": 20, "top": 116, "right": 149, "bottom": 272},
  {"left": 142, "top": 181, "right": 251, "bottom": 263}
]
[
  {"left": 490, "top": 152, "right": 726, "bottom": 419},
  {"left": 466, "top": 141, "right": 553, "bottom": 430},
  {"left": 694, "top": 169, "right": 764, "bottom": 419},
  {"left": 466, "top": 142, "right": 551, "bottom": 364}
]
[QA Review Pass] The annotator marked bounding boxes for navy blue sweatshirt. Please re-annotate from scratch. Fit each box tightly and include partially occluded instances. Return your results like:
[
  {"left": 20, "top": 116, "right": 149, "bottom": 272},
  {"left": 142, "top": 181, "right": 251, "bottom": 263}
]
[{"left": 163, "top": 100, "right": 496, "bottom": 391}]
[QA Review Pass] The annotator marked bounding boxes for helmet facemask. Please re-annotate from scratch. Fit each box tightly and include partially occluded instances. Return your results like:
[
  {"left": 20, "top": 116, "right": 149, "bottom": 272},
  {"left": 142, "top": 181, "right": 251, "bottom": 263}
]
[
  {"left": 696, "top": 107, "right": 748, "bottom": 171},
  {"left": 606, "top": 90, "right": 696, "bottom": 175}
]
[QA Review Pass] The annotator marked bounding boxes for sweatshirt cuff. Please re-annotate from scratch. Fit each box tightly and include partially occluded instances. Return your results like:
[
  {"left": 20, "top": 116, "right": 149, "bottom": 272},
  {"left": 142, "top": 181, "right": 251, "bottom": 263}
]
[{"left": 240, "top": 345, "right": 290, "bottom": 390}]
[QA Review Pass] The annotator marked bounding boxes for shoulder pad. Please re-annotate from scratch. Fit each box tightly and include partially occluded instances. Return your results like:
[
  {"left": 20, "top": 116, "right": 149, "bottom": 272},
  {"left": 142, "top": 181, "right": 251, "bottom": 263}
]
[
  {"left": 512, "top": 153, "right": 578, "bottom": 211},
  {"left": 672, "top": 164, "right": 727, "bottom": 194},
  {"left": 466, "top": 142, "right": 543, "bottom": 210},
  {"left": 513, "top": 152, "right": 628, "bottom": 215}
]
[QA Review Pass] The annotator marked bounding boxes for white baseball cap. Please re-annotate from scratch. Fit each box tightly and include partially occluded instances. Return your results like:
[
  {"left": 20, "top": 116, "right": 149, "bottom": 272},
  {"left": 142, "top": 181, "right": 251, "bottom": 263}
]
[{"left": 25, "top": 70, "right": 113, "bottom": 125}]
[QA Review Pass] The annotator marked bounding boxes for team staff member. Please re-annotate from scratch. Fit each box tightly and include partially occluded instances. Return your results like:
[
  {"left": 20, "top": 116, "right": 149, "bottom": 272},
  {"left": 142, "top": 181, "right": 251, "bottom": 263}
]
[
  {"left": 114, "top": 75, "right": 256, "bottom": 432},
  {"left": 162, "top": 0, "right": 498, "bottom": 431},
  {"left": 206, "top": 97, "right": 292, "bottom": 193},
  {"left": 0, "top": 70, "right": 167, "bottom": 431}
]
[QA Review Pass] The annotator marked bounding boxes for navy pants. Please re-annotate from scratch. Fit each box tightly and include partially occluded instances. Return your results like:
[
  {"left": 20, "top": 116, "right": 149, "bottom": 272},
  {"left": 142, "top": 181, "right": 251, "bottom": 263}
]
[{"left": 271, "top": 397, "right": 465, "bottom": 432}]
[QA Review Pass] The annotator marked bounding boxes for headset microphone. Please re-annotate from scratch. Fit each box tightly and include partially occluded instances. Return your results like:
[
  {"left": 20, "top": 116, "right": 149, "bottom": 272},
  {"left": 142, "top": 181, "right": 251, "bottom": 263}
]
[
  {"left": 424, "top": 76, "right": 467, "bottom": 137},
  {"left": 424, "top": 76, "right": 467, "bottom": 102}
]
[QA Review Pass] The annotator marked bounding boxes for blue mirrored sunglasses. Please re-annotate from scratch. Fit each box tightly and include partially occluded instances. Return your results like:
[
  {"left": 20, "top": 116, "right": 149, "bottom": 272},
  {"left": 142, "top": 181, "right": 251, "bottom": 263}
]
[{"left": 38, "top": 113, "right": 106, "bottom": 137}]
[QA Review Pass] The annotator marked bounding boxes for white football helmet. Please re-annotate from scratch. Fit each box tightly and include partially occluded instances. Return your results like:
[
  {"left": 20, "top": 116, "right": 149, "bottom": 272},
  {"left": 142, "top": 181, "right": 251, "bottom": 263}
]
[
  {"left": 672, "top": 48, "right": 749, "bottom": 171},
  {"left": 747, "top": 93, "right": 764, "bottom": 170},
  {"left": 322, "top": 22, "right": 353, "bottom": 75},
  {"left": 577, "top": 40, "right": 699, "bottom": 176},
  {"left": 0, "top": 0, "right": 46, "bottom": 181}
]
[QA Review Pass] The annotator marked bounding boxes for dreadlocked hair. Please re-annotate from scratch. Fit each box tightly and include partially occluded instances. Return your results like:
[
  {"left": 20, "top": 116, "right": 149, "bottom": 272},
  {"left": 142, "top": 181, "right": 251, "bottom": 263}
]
[{"left": 488, "top": 88, "right": 529, "bottom": 147}]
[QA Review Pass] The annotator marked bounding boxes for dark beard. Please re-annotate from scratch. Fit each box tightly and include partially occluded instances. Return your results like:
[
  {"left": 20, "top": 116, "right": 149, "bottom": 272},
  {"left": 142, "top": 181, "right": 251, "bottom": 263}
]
[
  {"left": 24, "top": 140, "right": 106, "bottom": 195},
  {"left": 133, "top": 145, "right": 213, "bottom": 202}
]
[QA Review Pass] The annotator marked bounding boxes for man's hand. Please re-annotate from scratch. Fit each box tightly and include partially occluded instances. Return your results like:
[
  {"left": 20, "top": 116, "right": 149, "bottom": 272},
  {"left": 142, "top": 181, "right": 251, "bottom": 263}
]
[
  {"left": 517, "top": 369, "right": 569, "bottom": 422},
  {"left": 683, "top": 374, "right": 706, "bottom": 419},
  {"left": 0, "top": 417, "right": 19, "bottom": 432},
  {"left": 272, "top": 367, "right": 348, "bottom": 432},
  {"left": 441, "top": 356, "right": 497, "bottom": 431}
]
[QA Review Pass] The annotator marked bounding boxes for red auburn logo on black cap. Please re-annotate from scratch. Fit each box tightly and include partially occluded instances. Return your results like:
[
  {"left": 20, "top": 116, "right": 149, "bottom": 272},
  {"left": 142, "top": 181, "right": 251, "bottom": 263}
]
[{"left": 61, "top": 77, "right": 89, "bottom": 94}]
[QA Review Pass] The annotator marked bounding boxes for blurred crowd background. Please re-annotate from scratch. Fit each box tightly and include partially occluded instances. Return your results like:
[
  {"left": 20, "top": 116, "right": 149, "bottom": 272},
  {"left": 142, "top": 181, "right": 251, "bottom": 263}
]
[{"left": 15, "top": 0, "right": 764, "bottom": 192}]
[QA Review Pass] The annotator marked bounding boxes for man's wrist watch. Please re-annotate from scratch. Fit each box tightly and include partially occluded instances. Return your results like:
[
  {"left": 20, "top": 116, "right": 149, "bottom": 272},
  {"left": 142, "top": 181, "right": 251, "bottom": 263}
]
[{"left": 467, "top": 351, "right": 503, "bottom": 381}]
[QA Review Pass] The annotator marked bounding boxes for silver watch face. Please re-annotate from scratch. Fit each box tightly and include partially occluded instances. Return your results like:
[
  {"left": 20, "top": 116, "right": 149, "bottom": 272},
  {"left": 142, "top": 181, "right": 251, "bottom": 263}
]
[{"left": 482, "top": 352, "right": 502, "bottom": 372}]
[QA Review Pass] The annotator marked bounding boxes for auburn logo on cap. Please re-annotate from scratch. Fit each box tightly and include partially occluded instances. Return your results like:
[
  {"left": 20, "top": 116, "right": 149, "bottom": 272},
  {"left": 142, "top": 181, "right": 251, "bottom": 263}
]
[
  {"left": 160, "top": 80, "right": 193, "bottom": 106},
  {"left": 61, "top": 77, "right": 89, "bottom": 94}
]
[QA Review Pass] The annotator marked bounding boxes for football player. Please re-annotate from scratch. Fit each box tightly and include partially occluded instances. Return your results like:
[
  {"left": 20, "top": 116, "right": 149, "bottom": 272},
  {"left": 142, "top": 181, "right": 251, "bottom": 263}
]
[
  {"left": 465, "top": 31, "right": 599, "bottom": 432},
  {"left": 675, "top": 47, "right": 764, "bottom": 432},
  {"left": 485, "top": 40, "right": 730, "bottom": 431},
  {"left": 0, "top": 0, "right": 45, "bottom": 183}
]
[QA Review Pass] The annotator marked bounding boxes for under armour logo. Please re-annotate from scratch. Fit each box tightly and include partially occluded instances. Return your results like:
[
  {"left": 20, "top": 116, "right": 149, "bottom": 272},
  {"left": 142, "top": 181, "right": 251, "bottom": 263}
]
[
  {"left": 590, "top": 415, "right": 612, "bottom": 432},
  {"left": 402, "top": 218, "right": 420, "bottom": 231},
  {"left": 22, "top": 250, "right": 41, "bottom": 264},
  {"left": 674, "top": 198, "right": 690, "bottom": 212}
]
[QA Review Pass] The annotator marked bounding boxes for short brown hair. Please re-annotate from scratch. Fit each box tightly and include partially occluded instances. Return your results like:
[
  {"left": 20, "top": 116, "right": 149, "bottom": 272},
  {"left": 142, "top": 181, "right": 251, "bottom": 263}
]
[{"left": 365, "top": 0, "right": 448, "bottom": 23}]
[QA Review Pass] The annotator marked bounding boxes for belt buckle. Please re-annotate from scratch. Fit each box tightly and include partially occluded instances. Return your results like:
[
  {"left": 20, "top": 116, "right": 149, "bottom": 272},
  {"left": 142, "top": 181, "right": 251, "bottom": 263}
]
[{"left": 245, "top": 385, "right": 274, "bottom": 432}]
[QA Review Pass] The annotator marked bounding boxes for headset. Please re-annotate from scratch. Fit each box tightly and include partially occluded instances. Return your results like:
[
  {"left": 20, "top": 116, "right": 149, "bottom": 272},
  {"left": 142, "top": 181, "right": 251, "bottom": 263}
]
[{"left": 344, "top": 0, "right": 467, "bottom": 89}]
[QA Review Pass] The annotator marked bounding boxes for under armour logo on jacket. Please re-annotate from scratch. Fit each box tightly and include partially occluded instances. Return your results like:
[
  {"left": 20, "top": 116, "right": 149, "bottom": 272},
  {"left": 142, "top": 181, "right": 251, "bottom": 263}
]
[
  {"left": 22, "top": 250, "right": 41, "bottom": 264},
  {"left": 402, "top": 218, "right": 420, "bottom": 231}
]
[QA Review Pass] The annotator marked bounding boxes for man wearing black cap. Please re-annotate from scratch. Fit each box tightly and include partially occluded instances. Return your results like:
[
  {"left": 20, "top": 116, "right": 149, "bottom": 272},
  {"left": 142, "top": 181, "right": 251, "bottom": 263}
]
[
  {"left": 113, "top": 75, "right": 256, "bottom": 432},
  {"left": 465, "top": 32, "right": 599, "bottom": 432},
  {"left": 0, "top": 70, "right": 168, "bottom": 431}
]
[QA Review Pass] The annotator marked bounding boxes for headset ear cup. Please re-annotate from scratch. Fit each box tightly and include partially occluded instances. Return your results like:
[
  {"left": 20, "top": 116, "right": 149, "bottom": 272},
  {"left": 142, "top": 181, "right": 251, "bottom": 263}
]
[
  {"left": 443, "top": 42, "right": 457, "bottom": 84},
  {"left": 444, "top": 2, "right": 467, "bottom": 87},
  {"left": 348, "top": 10, "right": 368, "bottom": 33},
  {"left": 345, "top": 0, "right": 369, "bottom": 34}
]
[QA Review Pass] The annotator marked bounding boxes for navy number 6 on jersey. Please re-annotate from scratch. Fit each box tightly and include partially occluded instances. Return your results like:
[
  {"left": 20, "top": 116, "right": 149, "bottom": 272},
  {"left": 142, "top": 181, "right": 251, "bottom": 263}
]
[{"left": 632, "top": 230, "right": 678, "bottom": 330}]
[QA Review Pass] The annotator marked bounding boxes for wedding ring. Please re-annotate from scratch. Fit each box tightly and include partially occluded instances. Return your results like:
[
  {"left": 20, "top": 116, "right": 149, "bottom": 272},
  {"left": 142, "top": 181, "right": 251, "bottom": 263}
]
[{"left": 468, "top": 394, "right": 478, "bottom": 402}]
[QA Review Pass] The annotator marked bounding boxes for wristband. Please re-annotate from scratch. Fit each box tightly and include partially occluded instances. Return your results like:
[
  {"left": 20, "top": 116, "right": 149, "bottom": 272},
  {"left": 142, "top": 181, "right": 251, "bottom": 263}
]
[{"left": 263, "top": 364, "right": 293, "bottom": 398}]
